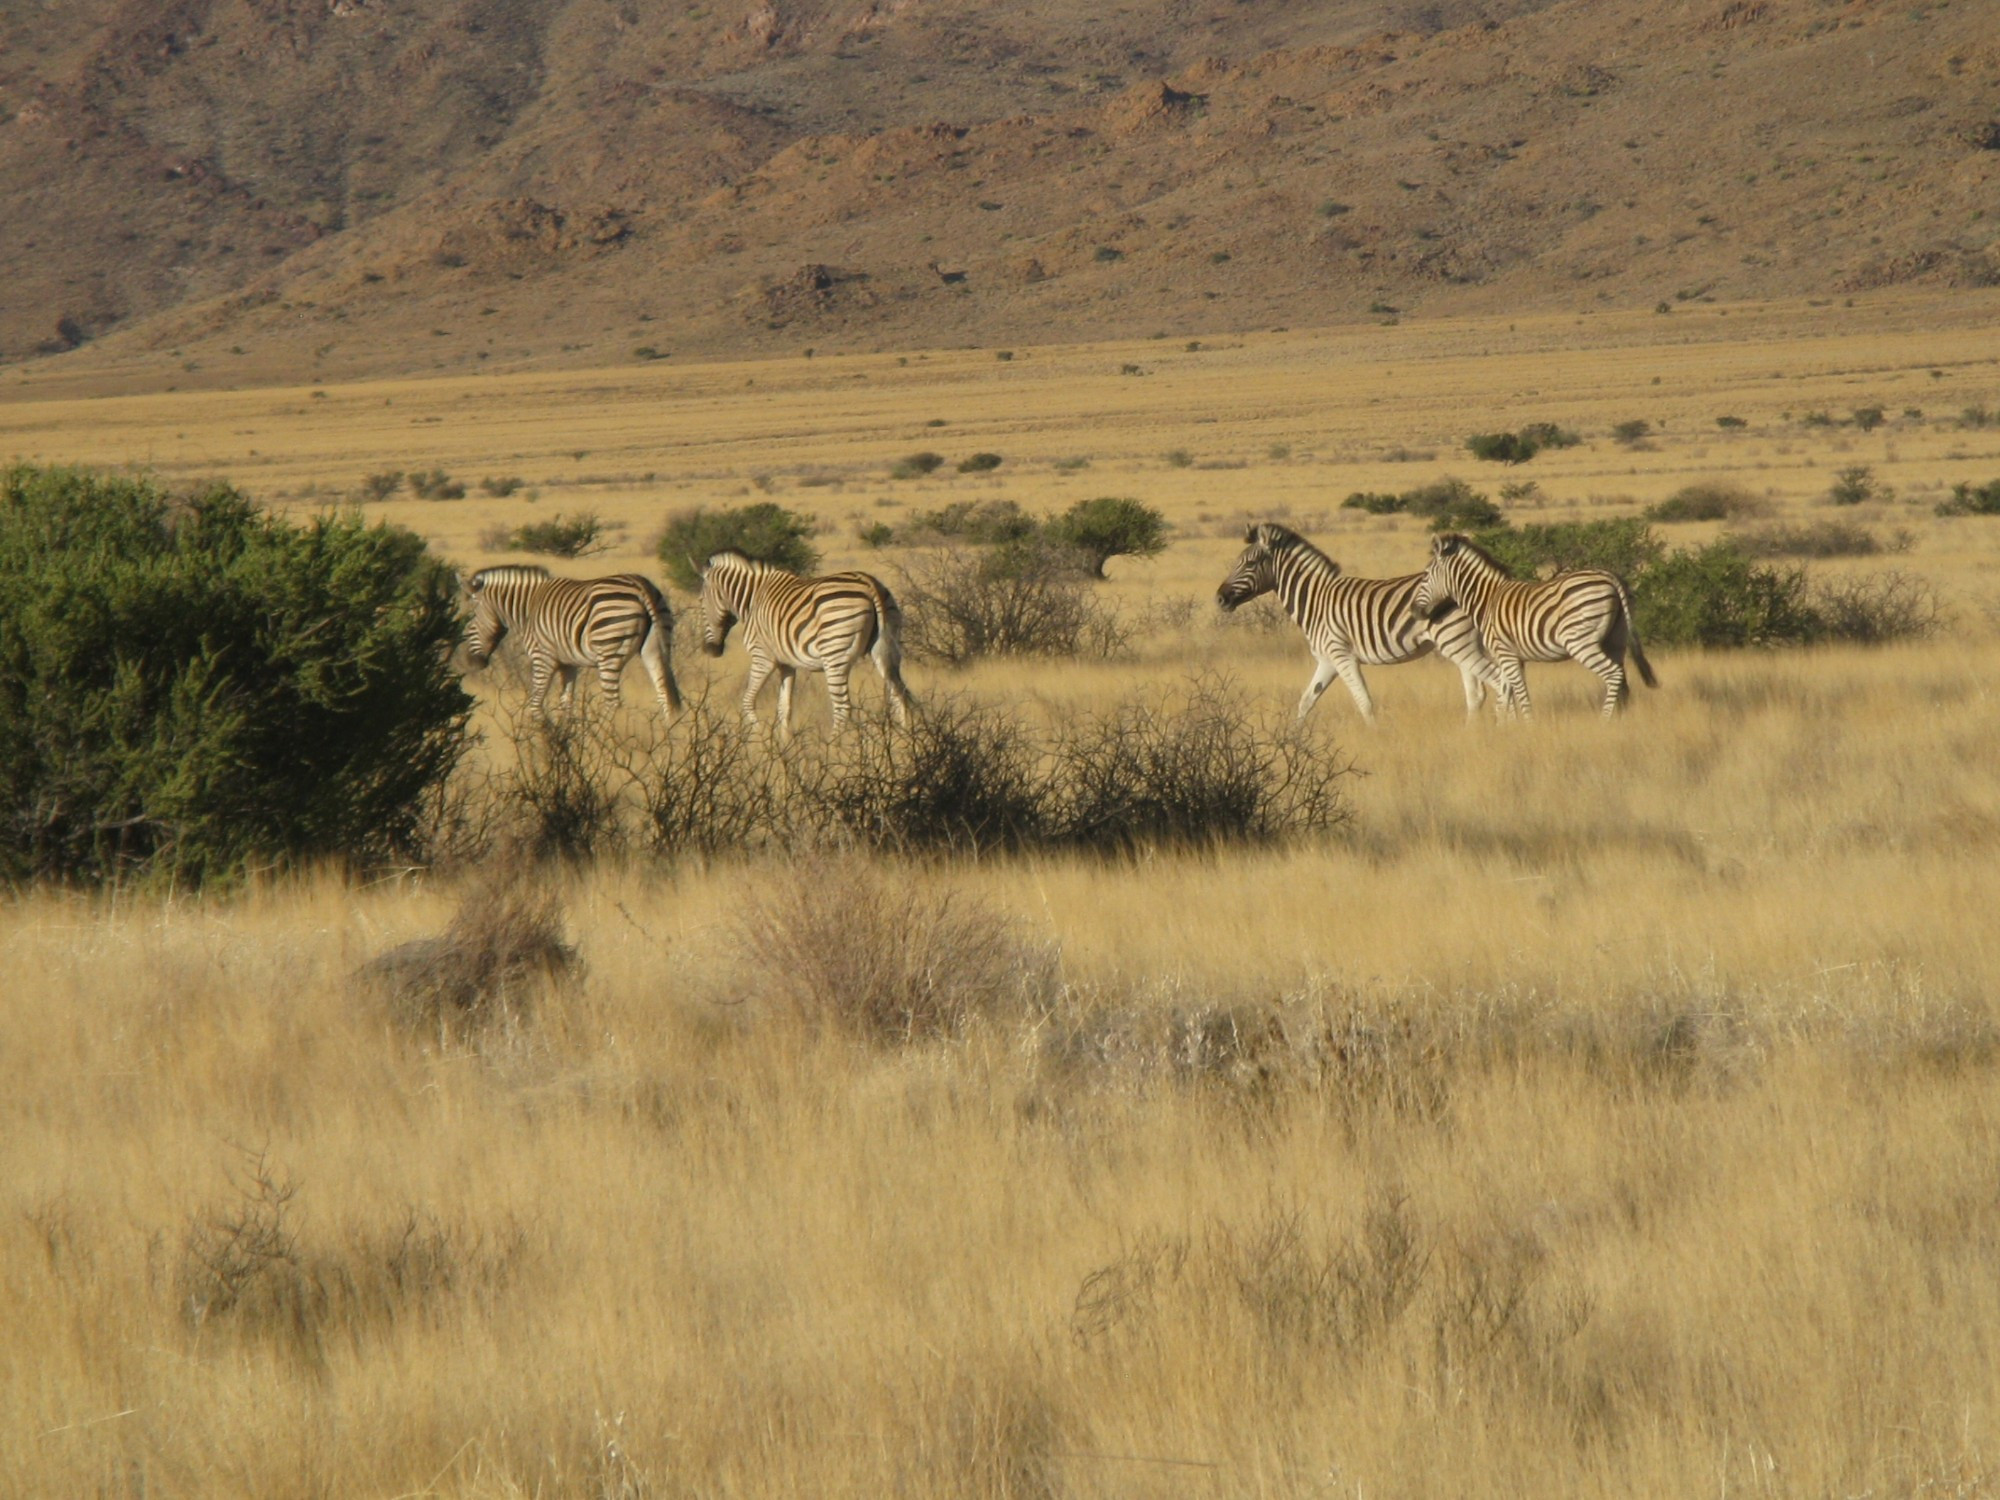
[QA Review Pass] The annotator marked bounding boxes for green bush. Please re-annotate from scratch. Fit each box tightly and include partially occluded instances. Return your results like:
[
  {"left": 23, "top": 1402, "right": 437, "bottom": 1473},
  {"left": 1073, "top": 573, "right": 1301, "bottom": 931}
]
[
  {"left": 507, "top": 513, "right": 607, "bottom": 558},
  {"left": 1467, "top": 431, "right": 1539, "bottom": 464},
  {"left": 1828, "top": 465, "right": 1891, "bottom": 506},
  {"left": 1400, "top": 478, "right": 1503, "bottom": 531},
  {"left": 1728, "top": 519, "right": 1890, "bottom": 558},
  {"left": 1340, "top": 491, "right": 1405, "bottom": 515},
  {"left": 1631, "top": 542, "right": 1821, "bottom": 648},
  {"left": 0, "top": 466, "right": 470, "bottom": 887},
  {"left": 903, "top": 499, "right": 1040, "bottom": 546},
  {"left": 890, "top": 451, "right": 946, "bottom": 479},
  {"left": 658, "top": 503, "right": 820, "bottom": 592},
  {"left": 408, "top": 468, "right": 466, "bottom": 501},
  {"left": 1469, "top": 517, "right": 1665, "bottom": 579},
  {"left": 1046, "top": 496, "right": 1169, "bottom": 578},
  {"left": 956, "top": 452, "right": 1004, "bottom": 474},
  {"left": 1935, "top": 479, "right": 2000, "bottom": 516}
]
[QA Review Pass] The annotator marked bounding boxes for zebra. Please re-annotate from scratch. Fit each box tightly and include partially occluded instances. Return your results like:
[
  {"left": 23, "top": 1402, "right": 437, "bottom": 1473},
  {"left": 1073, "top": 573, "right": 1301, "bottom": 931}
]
[
  {"left": 697, "top": 549, "right": 913, "bottom": 737},
  {"left": 463, "top": 564, "right": 683, "bottom": 721},
  {"left": 1215, "top": 522, "right": 1509, "bottom": 721},
  {"left": 1409, "top": 533, "right": 1657, "bottom": 718}
]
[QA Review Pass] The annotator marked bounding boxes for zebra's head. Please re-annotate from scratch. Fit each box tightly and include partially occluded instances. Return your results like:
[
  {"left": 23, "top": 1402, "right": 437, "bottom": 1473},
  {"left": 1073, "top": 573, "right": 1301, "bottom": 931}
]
[
  {"left": 461, "top": 564, "right": 550, "bottom": 668},
  {"left": 1411, "top": 533, "right": 1468, "bottom": 623},
  {"left": 697, "top": 551, "right": 749, "bottom": 656},
  {"left": 1216, "top": 522, "right": 1321, "bottom": 610}
]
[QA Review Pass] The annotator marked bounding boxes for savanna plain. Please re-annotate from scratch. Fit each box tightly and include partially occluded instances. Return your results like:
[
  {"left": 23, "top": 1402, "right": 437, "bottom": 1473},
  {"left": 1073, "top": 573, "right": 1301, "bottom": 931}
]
[{"left": 7, "top": 293, "right": 2000, "bottom": 1497}]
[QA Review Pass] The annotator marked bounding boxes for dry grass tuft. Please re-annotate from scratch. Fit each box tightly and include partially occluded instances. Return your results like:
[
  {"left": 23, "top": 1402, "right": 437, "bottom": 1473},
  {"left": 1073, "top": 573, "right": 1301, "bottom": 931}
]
[
  {"left": 738, "top": 856, "right": 1060, "bottom": 1044},
  {"left": 360, "top": 871, "right": 579, "bottom": 1037}
]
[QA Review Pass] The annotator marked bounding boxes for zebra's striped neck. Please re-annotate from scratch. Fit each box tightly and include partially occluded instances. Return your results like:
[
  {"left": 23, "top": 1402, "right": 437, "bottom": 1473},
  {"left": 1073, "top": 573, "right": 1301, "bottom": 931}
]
[{"left": 1271, "top": 534, "right": 1342, "bottom": 627}]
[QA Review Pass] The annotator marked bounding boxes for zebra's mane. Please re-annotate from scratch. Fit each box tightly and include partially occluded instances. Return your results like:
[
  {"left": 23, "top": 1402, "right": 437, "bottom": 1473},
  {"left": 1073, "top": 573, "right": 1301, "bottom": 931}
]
[
  {"left": 470, "top": 563, "right": 552, "bottom": 588},
  {"left": 1438, "top": 533, "right": 1516, "bottom": 579},
  {"left": 1253, "top": 522, "right": 1340, "bottom": 578},
  {"left": 706, "top": 549, "right": 794, "bottom": 576}
]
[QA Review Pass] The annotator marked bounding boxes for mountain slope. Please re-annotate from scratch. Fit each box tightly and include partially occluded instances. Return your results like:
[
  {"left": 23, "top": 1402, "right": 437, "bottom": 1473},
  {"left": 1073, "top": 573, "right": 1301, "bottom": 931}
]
[{"left": 3, "top": 0, "right": 1995, "bottom": 384}]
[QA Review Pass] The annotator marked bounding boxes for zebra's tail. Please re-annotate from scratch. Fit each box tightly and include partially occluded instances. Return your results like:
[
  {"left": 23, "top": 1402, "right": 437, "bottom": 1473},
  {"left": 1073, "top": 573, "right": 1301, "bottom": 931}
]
[
  {"left": 1614, "top": 574, "right": 1658, "bottom": 688},
  {"left": 638, "top": 575, "right": 684, "bottom": 712},
  {"left": 872, "top": 581, "right": 916, "bottom": 721}
]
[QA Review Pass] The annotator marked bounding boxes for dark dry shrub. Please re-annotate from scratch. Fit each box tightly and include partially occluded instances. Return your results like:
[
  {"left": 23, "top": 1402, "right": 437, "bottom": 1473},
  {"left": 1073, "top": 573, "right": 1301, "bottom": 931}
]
[
  {"left": 1341, "top": 490, "right": 1405, "bottom": 515},
  {"left": 899, "top": 541, "right": 1125, "bottom": 664},
  {"left": 737, "top": 855, "right": 1061, "bottom": 1044},
  {"left": 480, "top": 475, "right": 524, "bottom": 498},
  {"left": 1809, "top": 570, "right": 1944, "bottom": 645},
  {"left": 1827, "top": 464, "right": 1890, "bottom": 506},
  {"left": 1936, "top": 477, "right": 2000, "bottom": 516},
  {"left": 1520, "top": 422, "right": 1582, "bottom": 450},
  {"left": 408, "top": 468, "right": 466, "bottom": 500},
  {"left": 813, "top": 696, "right": 1048, "bottom": 853},
  {"left": 1645, "top": 483, "right": 1762, "bottom": 523},
  {"left": 616, "top": 692, "right": 795, "bottom": 860},
  {"left": 483, "top": 701, "right": 627, "bottom": 863},
  {"left": 1400, "top": 477, "right": 1503, "bottom": 531},
  {"left": 1611, "top": 419, "right": 1652, "bottom": 444},
  {"left": 177, "top": 1150, "right": 325, "bottom": 1364},
  {"left": 359, "top": 870, "right": 579, "bottom": 1038},
  {"left": 1052, "top": 676, "right": 1351, "bottom": 852},
  {"left": 1728, "top": 519, "right": 1890, "bottom": 558},
  {"left": 890, "top": 450, "right": 947, "bottom": 479},
  {"left": 360, "top": 470, "right": 404, "bottom": 501},
  {"left": 957, "top": 451, "right": 1004, "bottom": 474}
]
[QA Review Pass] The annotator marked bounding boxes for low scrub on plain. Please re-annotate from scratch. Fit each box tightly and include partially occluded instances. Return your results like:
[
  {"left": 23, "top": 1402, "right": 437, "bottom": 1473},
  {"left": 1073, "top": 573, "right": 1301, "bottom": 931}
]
[
  {"left": 1728, "top": 519, "right": 1898, "bottom": 558},
  {"left": 1936, "top": 478, "right": 2000, "bottom": 516},
  {"left": 1463, "top": 516, "right": 1939, "bottom": 649},
  {"left": 459, "top": 681, "right": 1351, "bottom": 863},
  {"left": 898, "top": 541, "right": 1126, "bottom": 664},
  {"left": 499, "top": 512, "right": 608, "bottom": 558},
  {"left": 1342, "top": 477, "right": 1503, "bottom": 530},
  {"left": 1646, "top": 483, "right": 1763, "bottom": 523}
]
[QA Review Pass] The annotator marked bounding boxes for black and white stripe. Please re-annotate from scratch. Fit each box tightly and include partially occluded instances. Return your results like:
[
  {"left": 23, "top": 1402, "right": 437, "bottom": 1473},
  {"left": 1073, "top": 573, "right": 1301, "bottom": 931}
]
[
  {"left": 1410, "top": 533, "right": 1657, "bottom": 718},
  {"left": 1216, "top": 523, "right": 1507, "bottom": 720},
  {"left": 464, "top": 564, "right": 682, "bottom": 720},
  {"left": 698, "top": 550, "right": 913, "bottom": 736}
]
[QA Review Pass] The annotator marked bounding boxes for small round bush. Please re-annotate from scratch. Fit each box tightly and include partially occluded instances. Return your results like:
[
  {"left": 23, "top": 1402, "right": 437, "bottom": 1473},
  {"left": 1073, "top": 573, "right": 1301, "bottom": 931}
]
[
  {"left": 1046, "top": 496, "right": 1169, "bottom": 578},
  {"left": 658, "top": 503, "right": 820, "bottom": 592}
]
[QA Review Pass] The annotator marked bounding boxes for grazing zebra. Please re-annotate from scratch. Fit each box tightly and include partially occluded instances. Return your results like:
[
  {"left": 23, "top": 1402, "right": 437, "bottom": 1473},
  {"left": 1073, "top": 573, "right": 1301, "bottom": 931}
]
[
  {"left": 1215, "top": 522, "right": 1508, "bottom": 721},
  {"left": 463, "top": 564, "right": 683, "bottom": 720},
  {"left": 697, "top": 549, "right": 913, "bottom": 737},
  {"left": 1410, "top": 533, "right": 1657, "bottom": 718}
]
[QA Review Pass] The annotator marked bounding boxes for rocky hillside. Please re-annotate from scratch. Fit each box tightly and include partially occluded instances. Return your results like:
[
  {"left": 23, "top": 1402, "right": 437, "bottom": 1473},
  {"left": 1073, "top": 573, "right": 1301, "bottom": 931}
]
[{"left": 3, "top": 0, "right": 1995, "bottom": 383}]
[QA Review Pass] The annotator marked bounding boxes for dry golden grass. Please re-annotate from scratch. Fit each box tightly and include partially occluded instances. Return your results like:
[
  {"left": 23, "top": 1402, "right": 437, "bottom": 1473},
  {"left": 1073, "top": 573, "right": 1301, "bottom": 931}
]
[{"left": 6, "top": 298, "right": 2000, "bottom": 1496}]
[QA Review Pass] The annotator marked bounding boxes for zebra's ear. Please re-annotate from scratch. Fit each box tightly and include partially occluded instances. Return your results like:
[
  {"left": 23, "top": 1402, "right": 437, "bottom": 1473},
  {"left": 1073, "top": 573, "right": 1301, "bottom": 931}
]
[{"left": 1244, "top": 524, "right": 1259, "bottom": 544}]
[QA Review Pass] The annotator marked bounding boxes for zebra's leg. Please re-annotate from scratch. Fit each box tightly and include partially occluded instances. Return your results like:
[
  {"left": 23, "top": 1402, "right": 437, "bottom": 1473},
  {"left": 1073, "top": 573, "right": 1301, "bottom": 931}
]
[
  {"left": 1570, "top": 638, "right": 1630, "bottom": 718},
  {"left": 637, "top": 629, "right": 680, "bottom": 721},
  {"left": 1296, "top": 657, "right": 1341, "bottom": 720},
  {"left": 1495, "top": 653, "right": 1532, "bottom": 719},
  {"left": 823, "top": 660, "right": 854, "bottom": 732},
  {"left": 595, "top": 649, "right": 628, "bottom": 707},
  {"left": 1332, "top": 656, "right": 1378, "bottom": 722},
  {"left": 526, "top": 655, "right": 556, "bottom": 720},
  {"left": 740, "top": 651, "right": 775, "bottom": 728},
  {"left": 1457, "top": 662, "right": 1487, "bottom": 718},
  {"left": 872, "top": 639, "right": 913, "bottom": 726},
  {"left": 774, "top": 667, "right": 798, "bottom": 744}
]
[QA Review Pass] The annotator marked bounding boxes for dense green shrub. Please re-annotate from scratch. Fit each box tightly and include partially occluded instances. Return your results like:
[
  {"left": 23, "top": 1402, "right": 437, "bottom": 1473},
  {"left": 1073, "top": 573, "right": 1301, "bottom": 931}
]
[
  {"left": 0, "top": 465, "right": 470, "bottom": 887},
  {"left": 1342, "top": 478, "right": 1501, "bottom": 530},
  {"left": 658, "top": 503, "right": 820, "bottom": 592},
  {"left": 1631, "top": 543, "right": 1822, "bottom": 648},
  {"left": 1728, "top": 520, "right": 1892, "bottom": 558},
  {"left": 1469, "top": 517, "right": 1664, "bottom": 579},
  {"left": 1467, "top": 431, "right": 1539, "bottom": 464},
  {"left": 506, "top": 512, "right": 607, "bottom": 558},
  {"left": 1046, "top": 496, "right": 1169, "bottom": 577}
]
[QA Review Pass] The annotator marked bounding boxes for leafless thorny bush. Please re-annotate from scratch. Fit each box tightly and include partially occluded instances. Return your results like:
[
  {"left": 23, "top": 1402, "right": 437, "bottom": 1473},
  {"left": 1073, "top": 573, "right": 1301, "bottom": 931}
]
[
  {"left": 1809, "top": 569, "right": 1947, "bottom": 645},
  {"left": 175, "top": 1148, "right": 529, "bottom": 1370},
  {"left": 1070, "top": 1195, "right": 1594, "bottom": 1405},
  {"left": 897, "top": 541, "right": 1128, "bottom": 664},
  {"left": 737, "top": 854, "right": 1062, "bottom": 1044},
  {"left": 437, "top": 679, "right": 1353, "bottom": 864}
]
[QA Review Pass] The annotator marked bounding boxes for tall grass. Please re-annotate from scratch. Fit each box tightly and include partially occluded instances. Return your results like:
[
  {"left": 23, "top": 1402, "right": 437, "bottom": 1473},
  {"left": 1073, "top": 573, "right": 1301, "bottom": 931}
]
[{"left": 6, "top": 634, "right": 2000, "bottom": 1496}]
